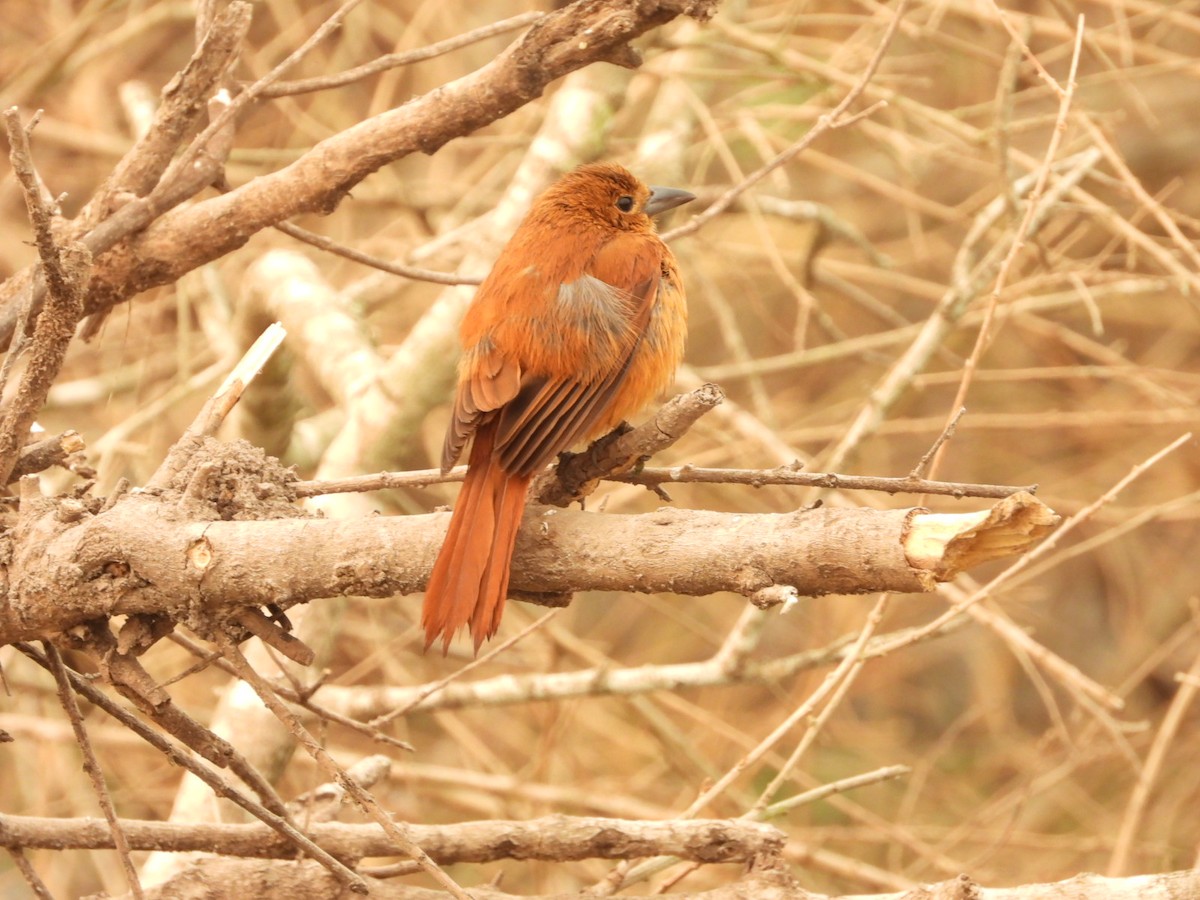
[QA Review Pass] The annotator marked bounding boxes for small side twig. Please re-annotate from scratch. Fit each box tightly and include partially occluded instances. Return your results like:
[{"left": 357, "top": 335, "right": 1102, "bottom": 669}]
[
  {"left": 909, "top": 406, "right": 967, "bottom": 480},
  {"left": 232, "top": 608, "right": 315, "bottom": 667},
  {"left": 656, "top": 764, "right": 913, "bottom": 892},
  {"left": 4, "top": 848, "right": 53, "bottom": 900},
  {"left": 761, "top": 764, "right": 911, "bottom": 820},
  {"left": 8, "top": 429, "right": 86, "bottom": 482},
  {"left": 42, "top": 642, "right": 144, "bottom": 899},
  {"left": 146, "top": 322, "right": 287, "bottom": 490},
  {"left": 369, "top": 611, "right": 558, "bottom": 728},
  {"left": 272, "top": 219, "right": 483, "bottom": 285}
]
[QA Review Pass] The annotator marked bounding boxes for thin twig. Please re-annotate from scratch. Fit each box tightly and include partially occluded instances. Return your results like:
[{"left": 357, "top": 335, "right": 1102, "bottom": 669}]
[
  {"left": 146, "top": 322, "right": 286, "bottom": 490},
  {"left": 73, "top": 621, "right": 294, "bottom": 816},
  {"left": 661, "top": 0, "right": 909, "bottom": 243},
  {"left": 941, "top": 581, "right": 1125, "bottom": 713},
  {"left": 273, "top": 219, "right": 483, "bottom": 285},
  {"left": 11, "top": 643, "right": 367, "bottom": 893},
  {"left": 595, "top": 595, "right": 892, "bottom": 895},
  {"left": 216, "top": 633, "right": 472, "bottom": 900},
  {"left": 158, "top": 0, "right": 369, "bottom": 207},
  {"left": 258, "top": 12, "right": 544, "bottom": 98},
  {"left": 927, "top": 13, "right": 1087, "bottom": 481},
  {"left": 761, "top": 764, "right": 912, "bottom": 819},
  {"left": 102, "top": 2, "right": 252, "bottom": 204},
  {"left": 2, "top": 4, "right": 253, "bottom": 348},
  {"left": 751, "top": 598, "right": 893, "bottom": 816},
  {"left": 4, "top": 847, "right": 54, "bottom": 900},
  {"left": 688, "top": 593, "right": 890, "bottom": 815},
  {"left": 293, "top": 463, "right": 1034, "bottom": 500},
  {"left": 164, "top": 631, "right": 414, "bottom": 751},
  {"left": 879, "top": 432, "right": 1192, "bottom": 668},
  {"left": 653, "top": 763, "right": 912, "bottom": 891},
  {"left": 1109, "top": 644, "right": 1200, "bottom": 874},
  {"left": 369, "top": 611, "right": 559, "bottom": 727},
  {"left": 822, "top": 146, "right": 1103, "bottom": 472},
  {"left": 42, "top": 643, "right": 145, "bottom": 898},
  {"left": 909, "top": 407, "right": 967, "bottom": 480}
]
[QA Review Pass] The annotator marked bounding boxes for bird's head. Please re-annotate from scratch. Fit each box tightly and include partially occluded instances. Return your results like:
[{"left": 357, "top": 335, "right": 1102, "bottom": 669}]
[{"left": 538, "top": 163, "right": 694, "bottom": 234}]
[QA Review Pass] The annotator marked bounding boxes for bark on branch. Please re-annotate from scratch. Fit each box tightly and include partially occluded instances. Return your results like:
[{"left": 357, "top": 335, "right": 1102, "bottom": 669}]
[
  {"left": 0, "top": 436, "right": 1056, "bottom": 645},
  {"left": 0, "top": 813, "right": 782, "bottom": 863},
  {"left": 138, "top": 856, "right": 803, "bottom": 900},
  {"left": 105, "top": 856, "right": 1200, "bottom": 900}
]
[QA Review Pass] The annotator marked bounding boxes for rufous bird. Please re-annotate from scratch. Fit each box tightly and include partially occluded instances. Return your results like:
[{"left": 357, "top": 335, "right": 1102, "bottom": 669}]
[{"left": 422, "top": 163, "right": 694, "bottom": 654}]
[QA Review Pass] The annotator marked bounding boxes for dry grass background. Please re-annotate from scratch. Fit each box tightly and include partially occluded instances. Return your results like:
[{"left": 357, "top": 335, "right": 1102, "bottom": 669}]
[{"left": 2, "top": 0, "right": 1200, "bottom": 896}]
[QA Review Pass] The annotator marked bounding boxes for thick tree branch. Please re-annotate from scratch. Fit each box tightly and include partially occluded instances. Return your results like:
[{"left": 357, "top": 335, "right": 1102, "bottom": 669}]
[
  {"left": 0, "top": 462, "right": 1056, "bottom": 644},
  {"left": 0, "top": 0, "right": 719, "bottom": 352},
  {"left": 93, "top": 2, "right": 253, "bottom": 209},
  {"left": 144, "top": 856, "right": 803, "bottom": 900},
  {"left": 0, "top": 813, "right": 782, "bottom": 863},
  {"left": 0, "top": 110, "right": 91, "bottom": 485}
]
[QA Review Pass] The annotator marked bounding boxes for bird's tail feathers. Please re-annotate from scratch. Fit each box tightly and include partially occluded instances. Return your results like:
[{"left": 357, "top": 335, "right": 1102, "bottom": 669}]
[{"left": 422, "top": 424, "right": 530, "bottom": 654}]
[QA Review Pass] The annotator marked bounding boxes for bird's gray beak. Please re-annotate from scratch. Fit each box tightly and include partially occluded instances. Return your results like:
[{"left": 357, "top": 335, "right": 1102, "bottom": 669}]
[{"left": 645, "top": 186, "right": 695, "bottom": 216}]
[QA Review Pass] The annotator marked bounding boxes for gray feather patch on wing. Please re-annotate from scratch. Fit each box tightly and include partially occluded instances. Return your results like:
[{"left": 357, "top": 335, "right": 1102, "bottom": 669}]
[{"left": 555, "top": 275, "right": 639, "bottom": 345}]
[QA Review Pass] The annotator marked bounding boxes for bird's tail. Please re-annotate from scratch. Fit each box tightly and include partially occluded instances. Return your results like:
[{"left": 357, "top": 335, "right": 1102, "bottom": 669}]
[{"left": 422, "top": 421, "right": 531, "bottom": 655}]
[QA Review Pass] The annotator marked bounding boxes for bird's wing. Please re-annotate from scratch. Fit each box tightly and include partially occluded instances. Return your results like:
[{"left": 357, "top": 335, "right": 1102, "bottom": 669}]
[
  {"left": 491, "top": 234, "right": 665, "bottom": 477},
  {"left": 441, "top": 339, "right": 522, "bottom": 472}
]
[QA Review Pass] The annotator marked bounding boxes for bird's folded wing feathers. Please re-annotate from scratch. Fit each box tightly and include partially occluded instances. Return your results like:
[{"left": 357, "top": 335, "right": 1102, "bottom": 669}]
[
  {"left": 442, "top": 345, "right": 521, "bottom": 472},
  {"left": 446, "top": 234, "right": 665, "bottom": 477}
]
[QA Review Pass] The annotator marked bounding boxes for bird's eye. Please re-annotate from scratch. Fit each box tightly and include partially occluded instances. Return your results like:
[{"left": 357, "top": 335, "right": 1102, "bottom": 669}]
[{"left": 616, "top": 195, "right": 635, "bottom": 212}]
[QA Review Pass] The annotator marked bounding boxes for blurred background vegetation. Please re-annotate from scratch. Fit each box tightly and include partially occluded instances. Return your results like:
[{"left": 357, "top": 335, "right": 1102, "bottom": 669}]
[{"left": 2, "top": 0, "right": 1200, "bottom": 896}]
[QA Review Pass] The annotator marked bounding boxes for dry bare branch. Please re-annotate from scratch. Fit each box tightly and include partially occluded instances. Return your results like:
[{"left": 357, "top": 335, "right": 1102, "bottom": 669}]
[
  {"left": 10, "top": 643, "right": 368, "bottom": 890},
  {"left": 0, "top": 108, "right": 91, "bottom": 485},
  {"left": 0, "top": 0, "right": 720, "bottom": 352},
  {"left": 0, "top": 480, "right": 1056, "bottom": 645},
  {"left": 296, "top": 462, "right": 1037, "bottom": 501},
  {"left": 0, "top": 812, "right": 782, "bottom": 863}
]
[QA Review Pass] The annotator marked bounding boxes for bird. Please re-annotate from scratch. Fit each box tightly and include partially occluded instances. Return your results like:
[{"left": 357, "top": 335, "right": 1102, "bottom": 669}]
[{"left": 422, "top": 162, "right": 694, "bottom": 654}]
